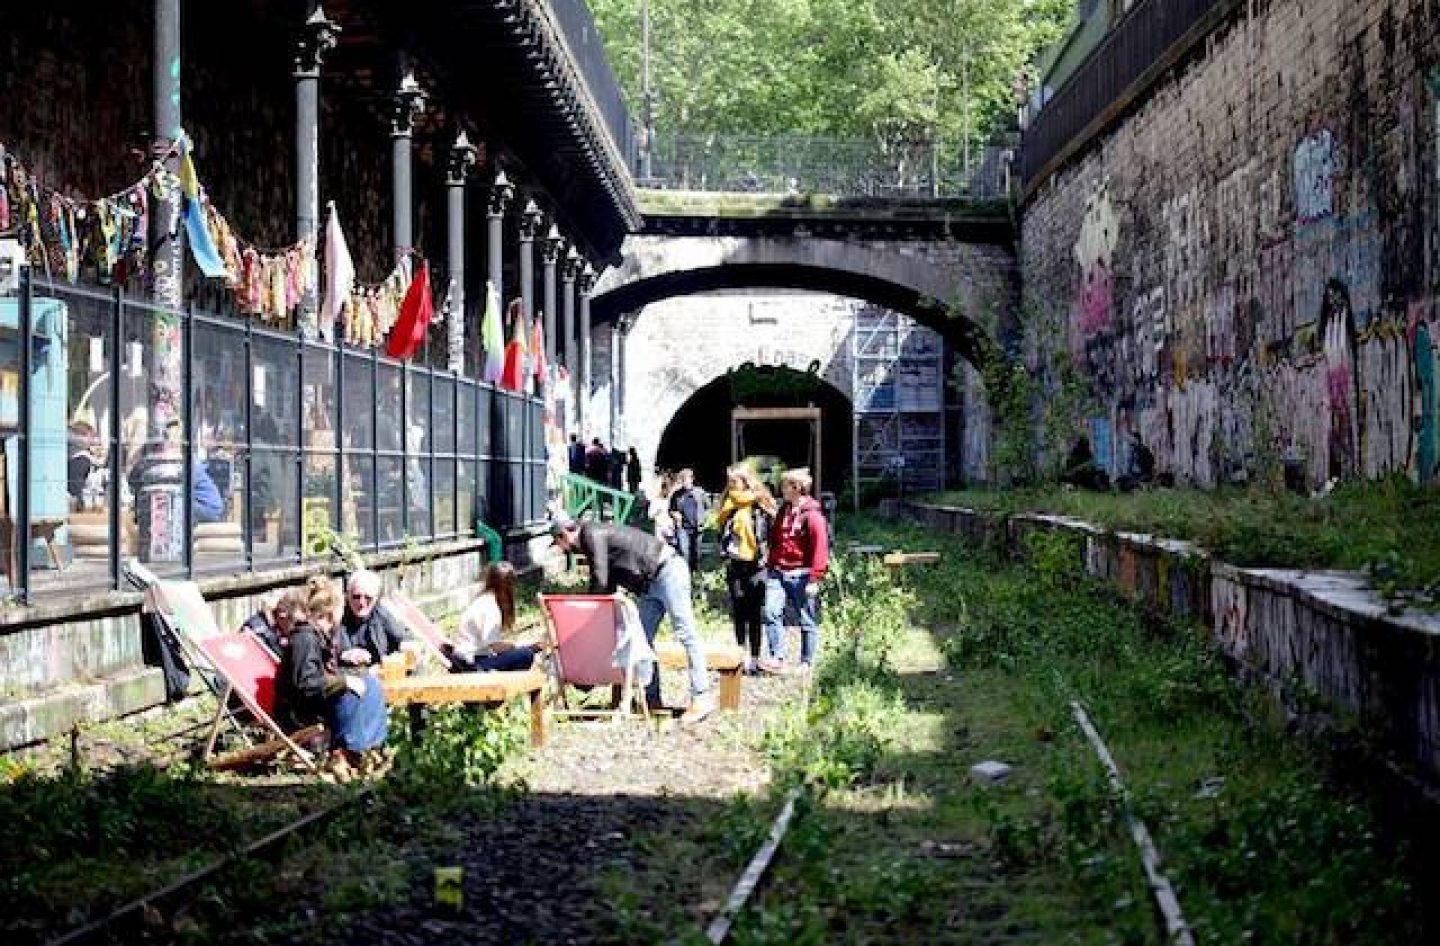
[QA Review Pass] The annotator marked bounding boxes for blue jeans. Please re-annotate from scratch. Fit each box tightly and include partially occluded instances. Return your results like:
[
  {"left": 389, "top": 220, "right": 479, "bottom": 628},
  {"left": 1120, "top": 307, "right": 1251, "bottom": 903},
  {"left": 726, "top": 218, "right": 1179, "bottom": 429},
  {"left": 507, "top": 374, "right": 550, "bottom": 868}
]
[
  {"left": 763, "top": 569, "right": 820, "bottom": 665},
  {"left": 638, "top": 558, "right": 709, "bottom": 704},
  {"left": 330, "top": 678, "right": 389, "bottom": 752}
]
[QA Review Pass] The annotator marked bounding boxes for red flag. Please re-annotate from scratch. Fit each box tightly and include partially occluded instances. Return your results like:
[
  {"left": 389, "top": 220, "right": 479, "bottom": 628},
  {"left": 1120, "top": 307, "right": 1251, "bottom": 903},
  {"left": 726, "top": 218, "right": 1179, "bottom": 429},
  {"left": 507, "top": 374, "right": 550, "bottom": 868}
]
[
  {"left": 385, "top": 261, "right": 432, "bottom": 360},
  {"left": 499, "top": 299, "right": 528, "bottom": 392}
]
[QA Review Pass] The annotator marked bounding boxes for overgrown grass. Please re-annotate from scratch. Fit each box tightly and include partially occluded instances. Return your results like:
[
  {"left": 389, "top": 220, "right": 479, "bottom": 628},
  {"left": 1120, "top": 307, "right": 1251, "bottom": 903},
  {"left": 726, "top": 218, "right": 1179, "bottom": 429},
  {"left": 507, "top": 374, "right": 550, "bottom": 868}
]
[
  {"left": 929, "top": 476, "right": 1440, "bottom": 603},
  {"left": 670, "top": 513, "right": 1426, "bottom": 943}
]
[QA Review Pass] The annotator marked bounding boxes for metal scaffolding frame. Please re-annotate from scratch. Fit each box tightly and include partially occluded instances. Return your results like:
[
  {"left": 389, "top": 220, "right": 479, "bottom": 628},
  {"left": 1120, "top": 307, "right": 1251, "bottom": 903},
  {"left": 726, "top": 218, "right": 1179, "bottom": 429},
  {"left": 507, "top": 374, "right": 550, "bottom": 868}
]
[{"left": 851, "top": 307, "right": 946, "bottom": 509}]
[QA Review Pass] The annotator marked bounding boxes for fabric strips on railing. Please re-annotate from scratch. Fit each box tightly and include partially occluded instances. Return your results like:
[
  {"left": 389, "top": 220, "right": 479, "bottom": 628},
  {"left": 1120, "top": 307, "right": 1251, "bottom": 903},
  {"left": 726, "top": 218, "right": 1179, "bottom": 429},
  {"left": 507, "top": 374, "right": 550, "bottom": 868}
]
[
  {"left": 480, "top": 280, "right": 505, "bottom": 384},
  {"left": 180, "top": 139, "right": 227, "bottom": 279},
  {"left": 0, "top": 134, "right": 420, "bottom": 353},
  {"left": 321, "top": 202, "right": 355, "bottom": 343},
  {"left": 500, "top": 298, "right": 528, "bottom": 393},
  {"left": 385, "top": 260, "right": 433, "bottom": 361}
]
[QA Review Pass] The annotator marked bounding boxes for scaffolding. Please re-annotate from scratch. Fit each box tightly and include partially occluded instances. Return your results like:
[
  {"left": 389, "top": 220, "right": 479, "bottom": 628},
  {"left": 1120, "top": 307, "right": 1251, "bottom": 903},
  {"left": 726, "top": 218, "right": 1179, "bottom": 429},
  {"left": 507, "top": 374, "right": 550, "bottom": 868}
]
[{"left": 851, "top": 307, "right": 946, "bottom": 508}]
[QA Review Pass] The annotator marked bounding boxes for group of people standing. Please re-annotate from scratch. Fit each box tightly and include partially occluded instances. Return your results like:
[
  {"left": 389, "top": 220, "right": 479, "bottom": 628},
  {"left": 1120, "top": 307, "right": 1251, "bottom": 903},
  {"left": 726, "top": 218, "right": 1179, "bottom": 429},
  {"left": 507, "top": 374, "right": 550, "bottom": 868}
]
[
  {"left": 568, "top": 434, "right": 642, "bottom": 495},
  {"left": 550, "top": 462, "right": 830, "bottom": 727},
  {"left": 712, "top": 466, "right": 829, "bottom": 675}
]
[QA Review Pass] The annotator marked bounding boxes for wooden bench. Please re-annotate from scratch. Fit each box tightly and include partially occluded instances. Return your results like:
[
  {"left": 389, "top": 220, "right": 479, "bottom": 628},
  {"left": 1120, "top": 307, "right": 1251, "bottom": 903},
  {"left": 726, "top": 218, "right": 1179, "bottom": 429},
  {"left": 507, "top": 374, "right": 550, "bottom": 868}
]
[
  {"left": 882, "top": 551, "right": 941, "bottom": 569},
  {"left": 384, "top": 668, "right": 548, "bottom": 747},
  {"left": 654, "top": 641, "right": 747, "bottom": 711}
]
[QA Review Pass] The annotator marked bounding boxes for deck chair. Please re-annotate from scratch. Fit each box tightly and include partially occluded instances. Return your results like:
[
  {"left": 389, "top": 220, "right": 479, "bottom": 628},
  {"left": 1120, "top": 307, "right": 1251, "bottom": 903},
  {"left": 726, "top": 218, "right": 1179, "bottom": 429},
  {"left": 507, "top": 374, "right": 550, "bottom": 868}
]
[
  {"left": 537, "top": 593, "right": 652, "bottom": 721},
  {"left": 193, "top": 631, "right": 322, "bottom": 772},
  {"left": 379, "top": 590, "right": 455, "bottom": 671}
]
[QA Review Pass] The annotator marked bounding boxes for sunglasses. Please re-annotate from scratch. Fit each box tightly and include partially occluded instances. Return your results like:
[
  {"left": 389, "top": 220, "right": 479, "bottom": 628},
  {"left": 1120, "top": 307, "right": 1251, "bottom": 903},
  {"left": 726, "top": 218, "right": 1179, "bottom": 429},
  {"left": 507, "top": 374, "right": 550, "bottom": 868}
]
[{"left": 348, "top": 592, "right": 374, "bottom": 601}]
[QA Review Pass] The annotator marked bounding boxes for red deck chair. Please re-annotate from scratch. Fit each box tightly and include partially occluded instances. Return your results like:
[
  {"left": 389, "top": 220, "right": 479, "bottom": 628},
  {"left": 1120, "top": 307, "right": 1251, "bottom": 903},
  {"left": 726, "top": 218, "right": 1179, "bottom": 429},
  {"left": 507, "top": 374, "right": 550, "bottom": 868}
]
[
  {"left": 194, "top": 631, "right": 322, "bottom": 772},
  {"left": 537, "top": 593, "right": 649, "bottom": 721},
  {"left": 380, "top": 590, "right": 455, "bottom": 671}
]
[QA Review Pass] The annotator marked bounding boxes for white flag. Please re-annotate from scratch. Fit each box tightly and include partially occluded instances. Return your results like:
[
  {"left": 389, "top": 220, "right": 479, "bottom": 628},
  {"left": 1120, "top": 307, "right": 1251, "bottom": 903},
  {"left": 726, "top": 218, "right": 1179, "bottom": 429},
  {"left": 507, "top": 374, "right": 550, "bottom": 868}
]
[{"left": 320, "top": 202, "right": 355, "bottom": 342}]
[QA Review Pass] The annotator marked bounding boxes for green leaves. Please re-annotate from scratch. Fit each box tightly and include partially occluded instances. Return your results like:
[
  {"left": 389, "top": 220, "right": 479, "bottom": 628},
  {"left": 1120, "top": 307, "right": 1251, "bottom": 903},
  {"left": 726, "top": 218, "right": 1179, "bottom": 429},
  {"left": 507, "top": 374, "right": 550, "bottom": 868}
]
[{"left": 590, "top": 0, "right": 1072, "bottom": 157}]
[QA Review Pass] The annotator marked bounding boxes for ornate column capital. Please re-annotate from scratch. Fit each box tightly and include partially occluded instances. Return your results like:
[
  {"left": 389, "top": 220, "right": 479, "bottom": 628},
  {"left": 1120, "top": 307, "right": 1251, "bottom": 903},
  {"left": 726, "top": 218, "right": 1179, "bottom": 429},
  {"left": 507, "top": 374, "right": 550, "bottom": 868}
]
[
  {"left": 294, "top": 5, "right": 340, "bottom": 76},
  {"left": 447, "top": 130, "right": 478, "bottom": 186},
  {"left": 487, "top": 169, "right": 514, "bottom": 217},
  {"left": 519, "top": 199, "right": 544, "bottom": 242},
  {"left": 542, "top": 224, "right": 566, "bottom": 265},
  {"left": 577, "top": 262, "right": 597, "bottom": 295},
  {"left": 562, "top": 245, "right": 584, "bottom": 282},
  {"left": 390, "top": 70, "right": 427, "bottom": 137}
]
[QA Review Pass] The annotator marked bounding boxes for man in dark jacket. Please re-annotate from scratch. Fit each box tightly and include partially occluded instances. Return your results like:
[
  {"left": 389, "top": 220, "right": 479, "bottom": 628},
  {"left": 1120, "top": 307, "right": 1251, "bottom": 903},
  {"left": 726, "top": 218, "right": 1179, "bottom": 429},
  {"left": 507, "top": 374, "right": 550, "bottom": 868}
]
[
  {"left": 568, "top": 434, "right": 585, "bottom": 476},
  {"left": 668, "top": 468, "right": 705, "bottom": 575},
  {"left": 551, "top": 518, "right": 716, "bottom": 724},
  {"left": 336, "top": 569, "right": 409, "bottom": 667}
]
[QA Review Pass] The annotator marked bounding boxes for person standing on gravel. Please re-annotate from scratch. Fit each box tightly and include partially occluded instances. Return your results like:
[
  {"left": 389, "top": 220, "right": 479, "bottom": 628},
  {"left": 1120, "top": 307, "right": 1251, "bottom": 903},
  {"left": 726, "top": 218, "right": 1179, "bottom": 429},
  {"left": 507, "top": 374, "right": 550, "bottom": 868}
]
[
  {"left": 759, "top": 468, "right": 830, "bottom": 674},
  {"left": 550, "top": 517, "right": 717, "bottom": 724}
]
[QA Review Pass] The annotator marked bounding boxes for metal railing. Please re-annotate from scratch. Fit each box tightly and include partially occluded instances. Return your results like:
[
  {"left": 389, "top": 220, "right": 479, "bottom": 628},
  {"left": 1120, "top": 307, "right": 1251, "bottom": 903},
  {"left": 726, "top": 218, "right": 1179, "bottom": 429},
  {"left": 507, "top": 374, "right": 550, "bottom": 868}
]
[
  {"left": 546, "top": 0, "right": 639, "bottom": 170},
  {"left": 644, "top": 134, "right": 1012, "bottom": 199},
  {"left": 0, "top": 270, "right": 547, "bottom": 605},
  {"left": 1020, "top": 0, "right": 1235, "bottom": 190},
  {"left": 561, "top": 472, "right": 643, "bottom": 526}
]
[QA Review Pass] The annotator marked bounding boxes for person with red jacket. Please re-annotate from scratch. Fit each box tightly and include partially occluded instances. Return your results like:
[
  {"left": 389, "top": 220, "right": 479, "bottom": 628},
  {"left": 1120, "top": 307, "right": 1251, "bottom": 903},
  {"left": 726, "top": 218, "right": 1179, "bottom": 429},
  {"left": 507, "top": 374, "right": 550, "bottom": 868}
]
[{"left": 759, "top": 468, "right": 830, "bottom": 673}]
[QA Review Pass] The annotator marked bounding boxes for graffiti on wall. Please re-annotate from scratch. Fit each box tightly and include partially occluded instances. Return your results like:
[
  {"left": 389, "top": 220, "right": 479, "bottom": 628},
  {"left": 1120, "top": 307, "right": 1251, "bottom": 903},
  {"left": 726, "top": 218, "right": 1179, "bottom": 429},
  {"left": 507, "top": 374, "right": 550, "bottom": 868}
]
[
  {"left": 1073, "top": 183, "right": 1119, "bottom": 341},
  {"left": 1294, "top": 130, "right": 1338, "bottom": 225}
]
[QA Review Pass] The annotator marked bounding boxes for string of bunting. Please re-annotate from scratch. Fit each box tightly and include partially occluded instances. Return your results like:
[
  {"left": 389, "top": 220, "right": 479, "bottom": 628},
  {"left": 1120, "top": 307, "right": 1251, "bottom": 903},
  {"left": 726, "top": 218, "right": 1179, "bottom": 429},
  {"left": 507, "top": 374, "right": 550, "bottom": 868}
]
[{"left": 0, "top": 134, "right": 424, "bottom": 351}]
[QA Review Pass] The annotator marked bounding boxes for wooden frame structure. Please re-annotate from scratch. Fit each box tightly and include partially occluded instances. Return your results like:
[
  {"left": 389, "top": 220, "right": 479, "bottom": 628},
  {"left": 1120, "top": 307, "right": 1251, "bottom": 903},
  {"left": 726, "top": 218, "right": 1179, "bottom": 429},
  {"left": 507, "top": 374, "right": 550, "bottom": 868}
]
[{"left": 730, "top": 406, "right": 823, "bottom": 491}]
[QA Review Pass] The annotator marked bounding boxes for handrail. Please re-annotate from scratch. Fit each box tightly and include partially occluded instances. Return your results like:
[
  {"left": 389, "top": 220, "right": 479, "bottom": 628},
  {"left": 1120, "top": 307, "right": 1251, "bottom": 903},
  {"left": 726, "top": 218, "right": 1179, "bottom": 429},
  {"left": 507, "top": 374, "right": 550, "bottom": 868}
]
[{"left": 561, "top": 473, "right": 642, "bottom": 526}]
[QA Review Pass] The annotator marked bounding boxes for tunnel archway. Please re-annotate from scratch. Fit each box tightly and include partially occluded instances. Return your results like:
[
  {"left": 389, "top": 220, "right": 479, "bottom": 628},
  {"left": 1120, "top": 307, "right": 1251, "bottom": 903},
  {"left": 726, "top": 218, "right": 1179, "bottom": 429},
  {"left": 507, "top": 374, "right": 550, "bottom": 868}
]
[{"left": 654, "top": 365, "right": 853, "bottom": 497}]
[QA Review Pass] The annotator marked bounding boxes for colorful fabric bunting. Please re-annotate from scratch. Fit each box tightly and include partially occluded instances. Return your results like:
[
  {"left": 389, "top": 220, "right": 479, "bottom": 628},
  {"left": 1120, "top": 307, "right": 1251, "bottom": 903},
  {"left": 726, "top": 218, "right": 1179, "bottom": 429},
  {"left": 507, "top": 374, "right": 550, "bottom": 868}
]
[
  {"left": 500, "top": 299, "right": 529, "bottom": 393},
  {"left": 480, "top": 281, "right": 505, "bottom": 383}
]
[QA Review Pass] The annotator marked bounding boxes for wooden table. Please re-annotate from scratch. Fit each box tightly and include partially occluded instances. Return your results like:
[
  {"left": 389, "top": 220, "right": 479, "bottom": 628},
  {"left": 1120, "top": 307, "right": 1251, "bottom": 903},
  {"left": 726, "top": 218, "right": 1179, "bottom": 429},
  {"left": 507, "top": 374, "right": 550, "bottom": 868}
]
[
  {"left": 655, "top": 641, "right": 746, "bottom": 710},
  {"left": 384, "top": 668, "right": 548, "bottom": 747}
]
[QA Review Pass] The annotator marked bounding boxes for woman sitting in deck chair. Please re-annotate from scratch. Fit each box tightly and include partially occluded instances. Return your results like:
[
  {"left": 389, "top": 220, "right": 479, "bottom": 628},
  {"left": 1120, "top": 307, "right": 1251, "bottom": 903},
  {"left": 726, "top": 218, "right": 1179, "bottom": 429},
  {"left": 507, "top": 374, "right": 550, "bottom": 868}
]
[
  {"left": 276, "top": 581, "right": 389, "bottom": 778},
  {"left": 445, "top": 562, "right": 541, "bottom": 673}
]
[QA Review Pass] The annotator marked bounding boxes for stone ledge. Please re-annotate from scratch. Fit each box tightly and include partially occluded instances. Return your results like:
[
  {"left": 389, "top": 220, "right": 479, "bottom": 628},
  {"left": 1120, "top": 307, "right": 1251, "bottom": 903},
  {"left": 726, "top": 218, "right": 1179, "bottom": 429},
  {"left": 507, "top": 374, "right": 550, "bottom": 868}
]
[{"left": 0, "top": 667, "right": 165, "bottom": 752}]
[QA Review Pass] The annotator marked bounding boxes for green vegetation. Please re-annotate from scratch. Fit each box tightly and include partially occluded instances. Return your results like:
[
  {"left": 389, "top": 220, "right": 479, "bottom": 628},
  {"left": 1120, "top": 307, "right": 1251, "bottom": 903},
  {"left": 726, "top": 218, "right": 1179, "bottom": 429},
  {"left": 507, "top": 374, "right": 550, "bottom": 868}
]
[
  {"left": 928, "top": 478, "right": 1440, "bottom": 604},
  {"left": 590, "top": 0, "right": 1073, "bottom": 161},
  {"left": 600, "top": 515, "right": 1424, "bottom": 943}
]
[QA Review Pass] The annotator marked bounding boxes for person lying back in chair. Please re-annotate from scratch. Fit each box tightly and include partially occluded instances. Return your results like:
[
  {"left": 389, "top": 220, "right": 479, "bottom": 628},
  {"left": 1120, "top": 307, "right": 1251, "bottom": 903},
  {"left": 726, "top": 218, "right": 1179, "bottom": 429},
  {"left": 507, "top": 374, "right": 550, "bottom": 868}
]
[{"left": 445, "top": 562, "right": 541, "bottom": 673}]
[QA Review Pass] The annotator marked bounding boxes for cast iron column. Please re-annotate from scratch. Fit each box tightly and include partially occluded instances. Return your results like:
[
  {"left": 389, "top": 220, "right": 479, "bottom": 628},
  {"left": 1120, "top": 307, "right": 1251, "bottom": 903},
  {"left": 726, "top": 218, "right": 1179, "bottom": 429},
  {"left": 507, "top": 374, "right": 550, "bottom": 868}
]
[
  {"left": 140, "top": 0, "right": 184, "bottom": 562},
  {"left": 391, "top": 70, "right": 426, "bottom": 264},
  {"left": 445, "top": 131, "right": 477, "bottom": 373},
  {"left": 518, "top": 200, "right": 542, "bottom": 330},
  {"left": 486, "top": 169, "right": 514, "bottom": 302},
  {"left": 578, "top": 263, "right": 596, "bottom": 434},
  {"left": 560, "top": 247, "right": 581, "bottom": 429},
  {"left": 541, "top": 224, "right": 563, "bottom": 369},
  {"left": 295, "top": 5, "right": 339, "bottom": 340}
]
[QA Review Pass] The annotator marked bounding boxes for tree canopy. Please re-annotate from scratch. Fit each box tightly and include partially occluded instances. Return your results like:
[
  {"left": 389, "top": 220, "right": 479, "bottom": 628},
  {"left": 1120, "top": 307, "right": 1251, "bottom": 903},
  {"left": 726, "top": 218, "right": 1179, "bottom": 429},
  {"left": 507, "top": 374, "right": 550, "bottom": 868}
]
[{"left": 590, "top": 0, "right": 1073, "bottom": 159}]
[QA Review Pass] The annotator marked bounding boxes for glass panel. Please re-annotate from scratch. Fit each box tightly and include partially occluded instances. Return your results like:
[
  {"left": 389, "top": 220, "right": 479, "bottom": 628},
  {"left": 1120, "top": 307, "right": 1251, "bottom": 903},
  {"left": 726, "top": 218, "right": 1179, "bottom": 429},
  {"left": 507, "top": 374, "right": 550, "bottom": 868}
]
[
  {"left": 252, "top": 335, "right": 299, "bottom": 448},
  {"left": 252, "top": 448, "right": 299, "bottom": 564},
  {"left": 407, "top": 453, "right": 432, "bottom": 539},
  {"left": 407, "top": 370, "right": 430, "bottom": 459},
  {"left": 376, "top": 362, "right": 401, "bottom": 452},
  {"left": 343, "top": 452, "right": 376, "bottom": 548},
  {"left": 432, "top": 376, "right": 455, "bottom": 454},
  {"left": 433, "top": 458, "right": 456, "bottom": 536},
  {"left": 376, "top": 455, "right": 403, "bottom": 544},
  {"left": 303, "top": 451, "right": 337, "bottom": 558},
  {"left": 303, "top": 346, "right": 336, "bottom": 448},
  {"left": 457, "top": 380, "right": 477, "bottom": 457},
  {"left": 509, "top": 462, "right": 525, "bottom": 529},
  {"left": 505, "top": 393, "right": 524, "bottom": 459},
  {"left": 530, "top": 463, "right": 546, "bottom": 524},
  {"left": 456, "top": 460, "right": 476, "bottom": 537},
  {"left": 476, "top": 385, "right": 492, "bottom": 457},
  {"left": 474, "top": 458, "right": 491, "bottom": 528},
  {"left": 342, "top": 354, "right": 373, "bottom": 451}
]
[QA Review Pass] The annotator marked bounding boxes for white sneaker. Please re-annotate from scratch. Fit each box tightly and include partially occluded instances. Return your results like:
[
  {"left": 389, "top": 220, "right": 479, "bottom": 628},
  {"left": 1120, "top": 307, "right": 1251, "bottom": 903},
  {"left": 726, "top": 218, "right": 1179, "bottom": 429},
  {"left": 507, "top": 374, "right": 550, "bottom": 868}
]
[{"left": 679, "top": 693, "right": 718, "bottom": 727}]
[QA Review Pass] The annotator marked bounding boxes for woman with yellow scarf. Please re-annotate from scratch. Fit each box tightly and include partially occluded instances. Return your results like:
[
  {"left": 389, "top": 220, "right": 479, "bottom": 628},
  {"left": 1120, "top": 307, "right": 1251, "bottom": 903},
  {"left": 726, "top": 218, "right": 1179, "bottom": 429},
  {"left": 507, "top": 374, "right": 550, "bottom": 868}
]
[{"left": 714, "top": 465, "right": 777, "bottom": 673}]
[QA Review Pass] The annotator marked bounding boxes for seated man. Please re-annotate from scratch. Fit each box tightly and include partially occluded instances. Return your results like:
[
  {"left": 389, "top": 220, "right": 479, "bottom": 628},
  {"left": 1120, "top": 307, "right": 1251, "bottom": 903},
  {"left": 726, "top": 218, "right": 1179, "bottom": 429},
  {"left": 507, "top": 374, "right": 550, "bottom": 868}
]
[{"left": 337, "top": 568, "right": 410, "bottom": 668}]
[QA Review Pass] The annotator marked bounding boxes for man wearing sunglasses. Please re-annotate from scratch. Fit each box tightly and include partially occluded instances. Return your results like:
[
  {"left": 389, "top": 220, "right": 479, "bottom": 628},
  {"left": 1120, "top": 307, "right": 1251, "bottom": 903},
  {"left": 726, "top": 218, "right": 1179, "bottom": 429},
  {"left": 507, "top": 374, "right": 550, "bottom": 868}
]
[{"left": 337, "top": 569, "right": 410, "bottom": 668}]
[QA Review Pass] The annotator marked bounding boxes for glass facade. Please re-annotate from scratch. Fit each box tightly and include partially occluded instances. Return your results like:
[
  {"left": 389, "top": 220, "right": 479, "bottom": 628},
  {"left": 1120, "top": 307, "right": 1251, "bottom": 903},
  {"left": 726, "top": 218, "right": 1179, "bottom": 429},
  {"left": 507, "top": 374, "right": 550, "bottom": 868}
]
[{"left": 0, "top": 274, "right": 548, "bottom": 602}]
